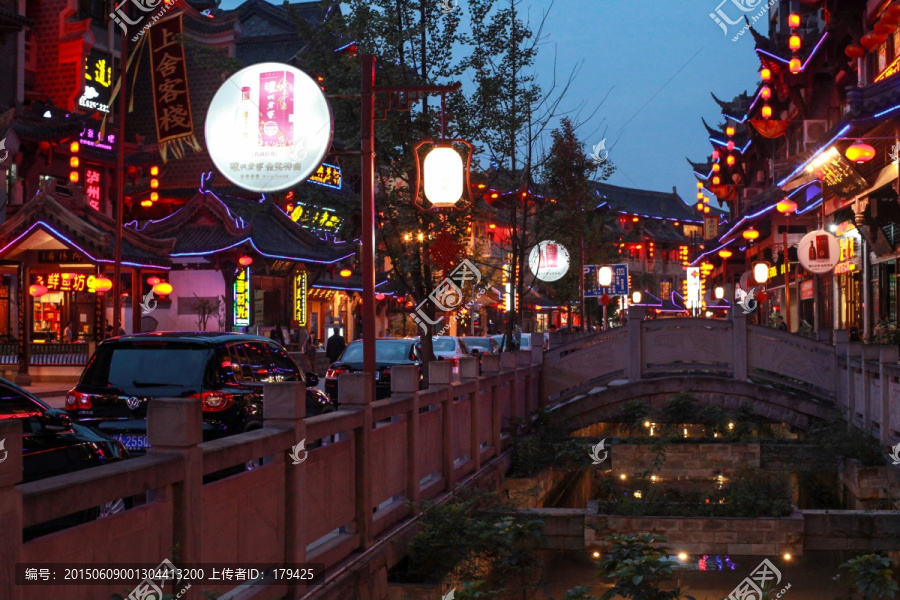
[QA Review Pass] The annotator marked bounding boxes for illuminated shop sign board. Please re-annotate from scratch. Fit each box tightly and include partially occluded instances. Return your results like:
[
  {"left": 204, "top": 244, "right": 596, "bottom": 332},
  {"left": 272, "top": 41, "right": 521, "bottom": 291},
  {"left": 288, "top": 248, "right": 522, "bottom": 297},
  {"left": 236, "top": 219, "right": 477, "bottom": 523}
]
[
  {"left": 234, "top": 267, "right": 250, "bottom": 326},
  {"left": 307, "top": 163, "right": 342, "bottom": 189},
  {"left": 293, "top": 272, "right": 308, "bottom": 326},
  {"left": 288, "top": 203, "right": 342, "bottom": 233},
  {"left": 79, "top": 49, "right": 112, "bottom": 114}
]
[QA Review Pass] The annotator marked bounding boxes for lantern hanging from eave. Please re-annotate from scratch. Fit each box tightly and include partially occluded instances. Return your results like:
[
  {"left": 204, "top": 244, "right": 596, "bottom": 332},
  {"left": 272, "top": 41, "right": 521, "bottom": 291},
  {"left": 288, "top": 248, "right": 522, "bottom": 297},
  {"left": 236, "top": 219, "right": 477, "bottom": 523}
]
[
  {"left": 845, "top": 43, "right": 866, "bottom": 59},
  {"left": 845, "top": 141, "right": 876, "bottom": 163}
]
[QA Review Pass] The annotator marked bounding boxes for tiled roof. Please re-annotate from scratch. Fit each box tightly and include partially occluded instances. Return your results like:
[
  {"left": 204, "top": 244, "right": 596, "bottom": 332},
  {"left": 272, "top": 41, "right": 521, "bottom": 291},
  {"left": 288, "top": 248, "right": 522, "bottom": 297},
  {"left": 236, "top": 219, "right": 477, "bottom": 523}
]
[
  {"left": 0, "top": 187, "right": 172, "bottom": 268},
  {"left": 592, "top": 181, "right": 698, "bottom": 221},
  {"left": 134, "top": 190, "right": 355, "bottom": 264}
]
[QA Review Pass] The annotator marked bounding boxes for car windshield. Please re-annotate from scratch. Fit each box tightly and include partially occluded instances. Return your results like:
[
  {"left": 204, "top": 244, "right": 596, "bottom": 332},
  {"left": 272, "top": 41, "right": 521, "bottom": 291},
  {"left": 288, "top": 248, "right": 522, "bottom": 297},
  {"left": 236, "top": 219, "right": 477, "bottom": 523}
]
[
  {"left": 340, "top": 341, "right": 412, "bottom": 362},
  {"left": 81, "top": 345, "right": 212, "bottom": 389},
  {"left": 463, "top": 338, "right": 491, "bottom": 350},
  {"left": 433, "top": 338, "right": 457, "bottom": 352}
]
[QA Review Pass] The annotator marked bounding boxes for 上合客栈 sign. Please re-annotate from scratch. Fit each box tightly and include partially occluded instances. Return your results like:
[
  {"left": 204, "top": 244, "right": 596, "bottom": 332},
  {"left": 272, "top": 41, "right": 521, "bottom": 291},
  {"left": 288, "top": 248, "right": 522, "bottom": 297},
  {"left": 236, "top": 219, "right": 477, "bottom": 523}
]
[{"left": 205, "top": 62, "right": 333, "bottom": 193}]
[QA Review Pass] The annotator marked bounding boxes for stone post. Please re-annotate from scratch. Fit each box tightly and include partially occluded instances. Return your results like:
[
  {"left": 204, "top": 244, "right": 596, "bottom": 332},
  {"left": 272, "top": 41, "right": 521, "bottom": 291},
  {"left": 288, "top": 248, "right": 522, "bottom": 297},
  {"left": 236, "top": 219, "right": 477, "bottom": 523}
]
[
  {"left": 879, "top": 345, "right": 899, "bottom": 446},
  {"left": 833, "top": 329, "right": 850, "bottom": 411},
  {"left": 147, "top": 398, "right": 203, "bottom": 577},
  {"left": 339, "top": 373, "right": 374, "bottom": 549},
  {"left": 731, "top": 308, "right": 748, "bottom": 381},
  {"left": 263, "top": 382, "right": 307, "bottom": 589},
  {"left": 0, "top": 420, "right": 22, "bottom": 600},
  {"left": 482, "top": 354, "right": 502, "bottom": 457},
  {"left": 459, "top": 357, "right": 481, "bottom": 471},
  {"left": 392, "top": 365, "right": 422, "bottom": 506},
  {"left": 429, "top": 361, "right": 454, "bottom": 489},
  {"left": 627, "top": 306, "right": 645, "bottom": 382}
]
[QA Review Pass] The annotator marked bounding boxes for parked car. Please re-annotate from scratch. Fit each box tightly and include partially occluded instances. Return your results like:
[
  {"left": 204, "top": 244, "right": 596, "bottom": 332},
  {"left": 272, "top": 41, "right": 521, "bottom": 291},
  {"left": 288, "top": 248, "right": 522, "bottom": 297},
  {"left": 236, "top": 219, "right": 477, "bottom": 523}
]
[
  {"left": 461, "top": 336, "right": 500, "bottom": 356},
  {"left": 424, "top": 336, "right": 471, "bottom": 366},
  {"left": 325, "top": 338, "right": 423, "bottom": 401},
  {"left": 491, "top": 332, "right": 534, "bottom": 351},
  {"left": 0, "top": 378, "right": 128, "bottom": 483},
  {"left": 65, "top": 333, "right": 335, "bottom": 453}
]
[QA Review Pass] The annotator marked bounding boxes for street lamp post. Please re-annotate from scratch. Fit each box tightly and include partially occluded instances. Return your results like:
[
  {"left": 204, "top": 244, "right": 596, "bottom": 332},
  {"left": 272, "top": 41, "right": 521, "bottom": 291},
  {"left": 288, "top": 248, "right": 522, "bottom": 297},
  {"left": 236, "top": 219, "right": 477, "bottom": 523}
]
[{"left": 359, "top": 56, "right": 461, "bottom": 391}]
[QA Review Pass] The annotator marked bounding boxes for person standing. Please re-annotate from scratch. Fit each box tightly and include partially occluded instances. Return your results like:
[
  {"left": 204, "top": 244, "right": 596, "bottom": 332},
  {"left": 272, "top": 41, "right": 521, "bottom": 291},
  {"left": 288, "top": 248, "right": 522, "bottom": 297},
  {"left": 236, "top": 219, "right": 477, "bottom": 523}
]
[{"left": 326, "top": 329, "right": 346, "bottom": 364}]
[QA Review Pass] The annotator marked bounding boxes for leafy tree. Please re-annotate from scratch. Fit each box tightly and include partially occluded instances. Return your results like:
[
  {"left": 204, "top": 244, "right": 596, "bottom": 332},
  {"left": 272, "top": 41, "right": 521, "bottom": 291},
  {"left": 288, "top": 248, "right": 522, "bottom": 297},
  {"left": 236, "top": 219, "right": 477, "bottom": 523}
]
[
  {"left": 840, "top": 554, "right": 899, "bottom": 600},
  {"left": 619, "top": 400, "right": 650, "bottom": 437},
  {"left": 597, "top": 533, "right": 696, "bottom": 600}
]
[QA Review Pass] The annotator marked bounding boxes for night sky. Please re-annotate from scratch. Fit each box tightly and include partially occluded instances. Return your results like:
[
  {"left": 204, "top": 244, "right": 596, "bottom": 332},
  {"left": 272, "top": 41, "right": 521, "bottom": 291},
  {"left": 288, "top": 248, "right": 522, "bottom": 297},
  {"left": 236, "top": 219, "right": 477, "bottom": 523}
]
[{"left": 217, "top": 0, "right": 766, "bottom": 207}]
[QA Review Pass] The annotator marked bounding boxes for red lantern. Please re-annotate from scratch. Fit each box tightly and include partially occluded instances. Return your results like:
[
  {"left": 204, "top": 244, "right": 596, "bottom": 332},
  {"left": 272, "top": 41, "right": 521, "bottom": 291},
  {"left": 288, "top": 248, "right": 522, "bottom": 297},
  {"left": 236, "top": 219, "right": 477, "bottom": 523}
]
[
  {"left": 845, "top": 43, "right": 866, "bottom": 59},
  {"left": 875, "top": 21, "right": 896, "bottom": 36},
  {"left": 238, "top": 255, "right": 253, "bottom": 267}
]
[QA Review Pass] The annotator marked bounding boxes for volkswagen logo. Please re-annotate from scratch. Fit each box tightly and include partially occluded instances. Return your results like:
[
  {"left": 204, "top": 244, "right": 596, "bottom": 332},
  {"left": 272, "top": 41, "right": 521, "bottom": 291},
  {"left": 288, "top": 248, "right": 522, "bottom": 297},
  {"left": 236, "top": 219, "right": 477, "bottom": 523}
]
[{"left": 126, "top": 396, "right": 141, "bottom": 410}]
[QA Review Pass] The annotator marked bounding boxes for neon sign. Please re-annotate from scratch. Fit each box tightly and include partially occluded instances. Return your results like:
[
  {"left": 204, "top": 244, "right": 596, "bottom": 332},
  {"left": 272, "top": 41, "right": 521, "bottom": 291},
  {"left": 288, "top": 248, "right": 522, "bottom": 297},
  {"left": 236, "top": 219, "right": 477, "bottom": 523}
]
[
  {"left": 293, "top": 272, "right": 307, "bottom": 326},
  {"left": 234, "top": 267, "right": 250, "bottom": 326}
]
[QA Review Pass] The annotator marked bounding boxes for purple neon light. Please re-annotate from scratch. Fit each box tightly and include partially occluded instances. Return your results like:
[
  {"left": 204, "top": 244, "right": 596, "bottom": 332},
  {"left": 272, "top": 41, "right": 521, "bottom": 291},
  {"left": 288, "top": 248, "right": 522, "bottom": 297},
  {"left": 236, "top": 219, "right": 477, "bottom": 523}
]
[{"left": 0, "top": 221, "right": 170, "bottom": 269}]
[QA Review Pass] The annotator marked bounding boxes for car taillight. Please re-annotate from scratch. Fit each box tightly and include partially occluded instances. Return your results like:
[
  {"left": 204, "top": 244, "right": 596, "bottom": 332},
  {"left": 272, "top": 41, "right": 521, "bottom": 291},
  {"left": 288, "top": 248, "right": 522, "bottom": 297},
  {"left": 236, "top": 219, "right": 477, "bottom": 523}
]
[
  {"left": 325, "top": 368, "right": 349, "bottom": 379},
  {"left": 65, "top": 391, "right": 92, "bottom": 410},
  {"left": 190, "top": 391, "right": 235, "bottom": 412}
]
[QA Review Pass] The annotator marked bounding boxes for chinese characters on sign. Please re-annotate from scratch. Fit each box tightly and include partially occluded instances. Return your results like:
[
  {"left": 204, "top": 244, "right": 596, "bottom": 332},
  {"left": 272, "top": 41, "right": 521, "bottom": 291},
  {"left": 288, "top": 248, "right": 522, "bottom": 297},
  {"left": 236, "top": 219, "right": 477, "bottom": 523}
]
[
  {"left": 307, "top": 163, "right": 342, "bottom": 189},
  {"left": 79, "top": 49, "right": 112, "bottom": 114},
  {"left": 84, "top": 168, "right": 102, "bottom": 211},
  {"left": 294, "top": 272, "right": 307, "bottom": 326},
  {"left": 288, "top": 203, "right": 342, "bottom": 233},
  {"left": 31, "top": 273, "right": 89, "bottom": 293},
  {"left": 149, "top": 16, "right": 199, "bottom": 161},
  {"left": 234, "top": 267, "right": 250, "bottom": 327}
]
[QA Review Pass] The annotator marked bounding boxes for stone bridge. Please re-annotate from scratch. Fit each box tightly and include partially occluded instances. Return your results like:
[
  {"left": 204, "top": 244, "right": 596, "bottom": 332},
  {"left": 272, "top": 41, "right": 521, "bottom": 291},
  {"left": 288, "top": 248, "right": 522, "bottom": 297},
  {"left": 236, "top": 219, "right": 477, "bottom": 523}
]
[{"left": 2, "top": 315, "right": 899, "bottom": 600}]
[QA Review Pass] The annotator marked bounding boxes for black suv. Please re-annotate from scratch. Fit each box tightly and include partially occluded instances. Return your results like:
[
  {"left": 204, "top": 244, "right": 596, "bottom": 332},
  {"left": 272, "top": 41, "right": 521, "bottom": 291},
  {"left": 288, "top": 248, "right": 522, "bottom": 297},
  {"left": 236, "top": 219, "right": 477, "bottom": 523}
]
[
  {"left": 0, "top": 378, "right": 128, "bottom": 483},
  {"left": 66, "top": 333, "right": 335, "bottom": 453},
  {"left": 325, "top": 338, "right": 423, "bottom": 401}
]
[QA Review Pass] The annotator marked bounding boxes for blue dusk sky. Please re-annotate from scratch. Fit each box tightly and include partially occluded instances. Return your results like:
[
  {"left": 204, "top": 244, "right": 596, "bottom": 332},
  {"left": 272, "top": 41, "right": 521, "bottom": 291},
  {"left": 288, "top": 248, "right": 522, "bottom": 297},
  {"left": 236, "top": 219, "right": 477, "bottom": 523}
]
[{"left": 217, "top": 0, "right": 767, "bottom": 207}]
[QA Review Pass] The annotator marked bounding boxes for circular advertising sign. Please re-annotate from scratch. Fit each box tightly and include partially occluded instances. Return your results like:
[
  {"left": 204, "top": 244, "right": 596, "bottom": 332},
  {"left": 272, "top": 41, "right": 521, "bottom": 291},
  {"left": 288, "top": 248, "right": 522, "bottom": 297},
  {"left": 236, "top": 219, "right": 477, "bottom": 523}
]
[
  {"left": 797, "top": 230, "right": 840, "bottom": 274},
  {"left": 529, "top": 241, "right": 570, "bottom": 282},
  {"left": 205, "top": 63, "right": 333, "bottom": 193}
]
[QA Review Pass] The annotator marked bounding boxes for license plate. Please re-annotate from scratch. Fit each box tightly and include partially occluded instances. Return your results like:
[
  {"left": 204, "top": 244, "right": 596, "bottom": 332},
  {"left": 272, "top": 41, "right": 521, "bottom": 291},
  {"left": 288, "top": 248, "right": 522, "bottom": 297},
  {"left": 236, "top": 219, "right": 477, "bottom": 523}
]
[{"left": 113, "top": 434, "right": 151, "bottom": 451}]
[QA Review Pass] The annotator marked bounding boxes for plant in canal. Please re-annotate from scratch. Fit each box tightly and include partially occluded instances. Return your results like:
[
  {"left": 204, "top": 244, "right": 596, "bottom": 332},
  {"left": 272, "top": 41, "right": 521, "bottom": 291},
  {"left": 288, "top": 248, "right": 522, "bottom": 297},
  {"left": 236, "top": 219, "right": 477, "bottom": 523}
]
[
  {"left": 839, "top": 554, "right": 899, "bottom": 600},
  {"left": 596, "top": 533, "right": 696, "bottom": 600}
]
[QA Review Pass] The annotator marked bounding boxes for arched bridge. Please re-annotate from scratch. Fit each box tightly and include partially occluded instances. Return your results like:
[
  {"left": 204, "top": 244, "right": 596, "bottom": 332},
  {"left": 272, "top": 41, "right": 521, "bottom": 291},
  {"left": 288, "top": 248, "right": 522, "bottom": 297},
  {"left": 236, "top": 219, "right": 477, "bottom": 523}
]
[{"left": 543, "top": 307, "right": 900, "bottom": 442}]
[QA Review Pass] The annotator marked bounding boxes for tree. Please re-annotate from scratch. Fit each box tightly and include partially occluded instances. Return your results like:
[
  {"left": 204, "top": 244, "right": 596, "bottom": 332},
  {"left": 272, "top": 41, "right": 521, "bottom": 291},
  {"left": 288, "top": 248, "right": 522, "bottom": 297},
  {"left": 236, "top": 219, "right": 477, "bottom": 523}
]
[
  {"left": 840, "top": 554, "right": 899, "bottom": 600},
  {"left": 597, "top": 533, "right": 696, "bottom": 600}
]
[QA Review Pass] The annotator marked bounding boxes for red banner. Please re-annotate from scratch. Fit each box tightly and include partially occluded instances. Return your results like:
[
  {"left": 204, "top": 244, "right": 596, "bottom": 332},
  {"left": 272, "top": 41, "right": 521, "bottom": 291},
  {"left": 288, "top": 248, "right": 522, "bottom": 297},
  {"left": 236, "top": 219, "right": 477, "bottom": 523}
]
[{"left": 149, "top": 15, "right": 200, "bottom": 161}]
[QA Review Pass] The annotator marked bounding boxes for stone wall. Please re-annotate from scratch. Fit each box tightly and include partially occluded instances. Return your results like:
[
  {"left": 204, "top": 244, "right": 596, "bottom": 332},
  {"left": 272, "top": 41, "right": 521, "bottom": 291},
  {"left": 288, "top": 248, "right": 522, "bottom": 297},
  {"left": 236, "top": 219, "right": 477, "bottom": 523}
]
[
  {"left": 612, "top": 441, "right": 760, "bottom": 479},
  {"left": 585, "top": 510, "right": 805, "bottom": 556}
]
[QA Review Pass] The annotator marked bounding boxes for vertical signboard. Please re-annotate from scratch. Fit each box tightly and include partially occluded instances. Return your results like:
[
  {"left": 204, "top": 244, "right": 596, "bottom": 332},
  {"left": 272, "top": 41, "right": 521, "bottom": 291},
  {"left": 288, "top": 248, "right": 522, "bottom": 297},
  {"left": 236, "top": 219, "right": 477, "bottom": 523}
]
[
  {"left": 234, "top": 267, "right": 250, "bottom": 327},
  {"left": 294, "top": 272, "right": 307, "bottom": 326}
]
